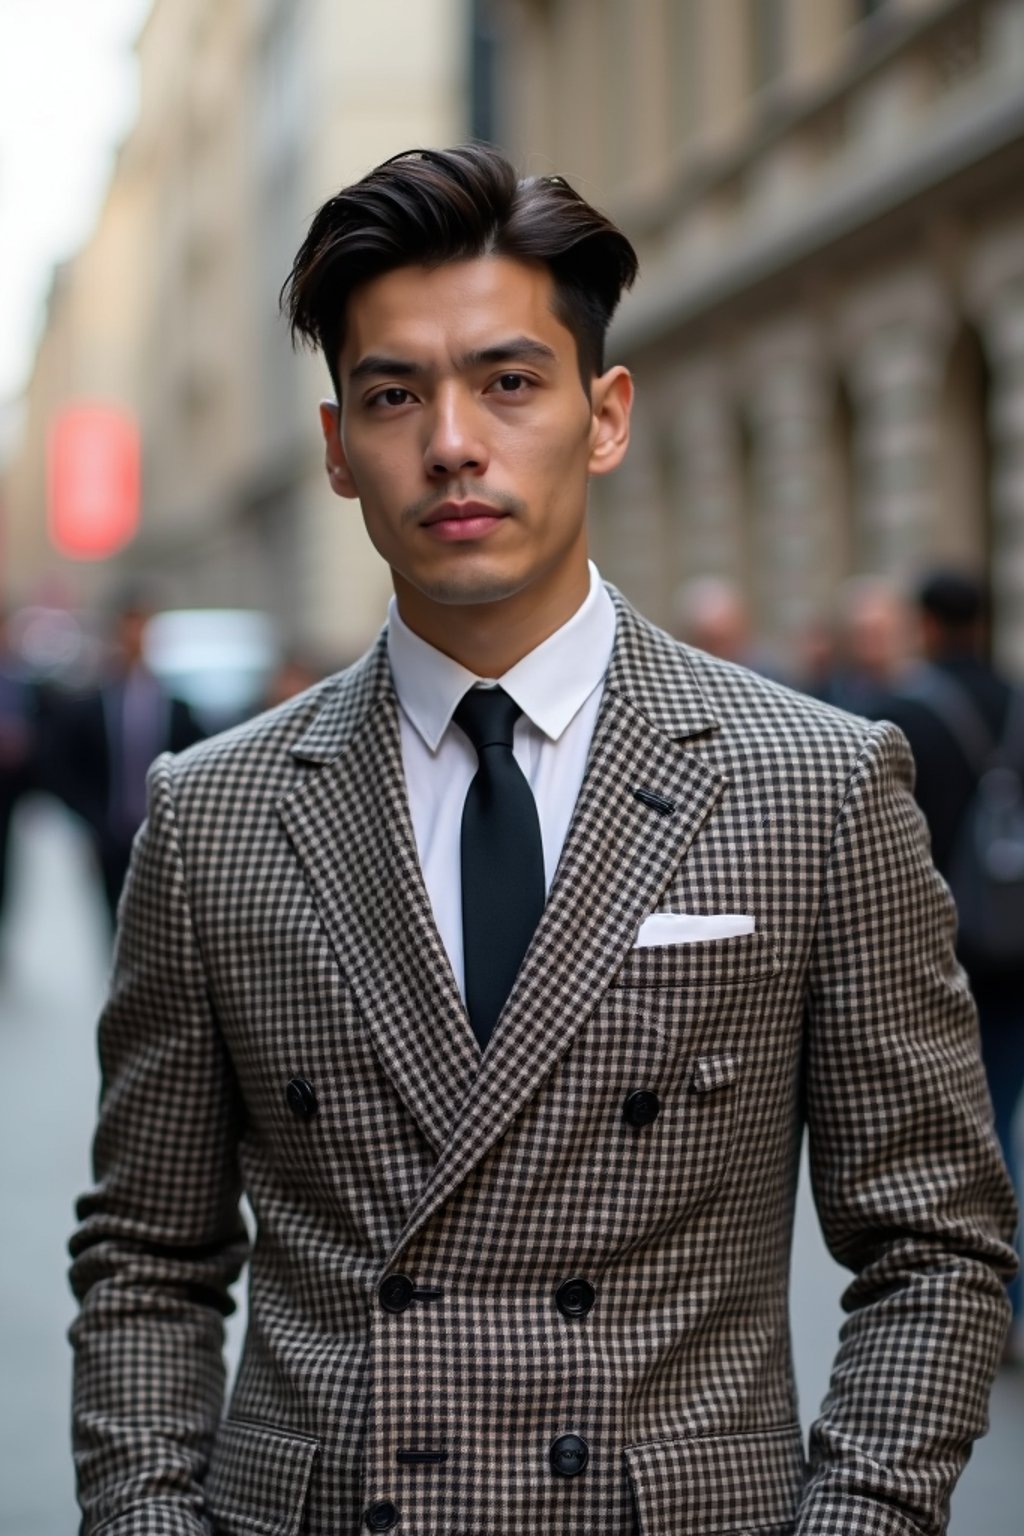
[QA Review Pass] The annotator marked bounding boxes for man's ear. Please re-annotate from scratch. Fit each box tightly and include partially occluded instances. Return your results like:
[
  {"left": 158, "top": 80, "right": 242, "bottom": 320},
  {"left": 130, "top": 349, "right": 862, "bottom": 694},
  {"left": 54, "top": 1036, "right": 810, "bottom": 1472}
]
[
  {"left": 587, "top": 365, "right": 633, "bottom": 478},
  {"left": 319, "top": 400, "right": 358, "bottom": 499}
]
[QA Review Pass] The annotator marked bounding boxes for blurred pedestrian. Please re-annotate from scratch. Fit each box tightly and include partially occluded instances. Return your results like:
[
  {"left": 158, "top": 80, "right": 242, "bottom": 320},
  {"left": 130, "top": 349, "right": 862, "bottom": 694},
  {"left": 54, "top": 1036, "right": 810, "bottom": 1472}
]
[
  {"left": 883, "top": 569, "right": 1024, "bottom": 1348},
  {"left": 0, "top": 608, "right": 37, "bottom": 938},
  {"left": 673, "top": 575, "right": 780, "bottom": 675},
  {"left": 52, "top": 595, "right": 203, "bottom": 924},
  {"left": 261, "top": 650, "right": 329, "bottom": 710},
  {"left": 805, "top": 576, "right": 911, "bottom": 715}
]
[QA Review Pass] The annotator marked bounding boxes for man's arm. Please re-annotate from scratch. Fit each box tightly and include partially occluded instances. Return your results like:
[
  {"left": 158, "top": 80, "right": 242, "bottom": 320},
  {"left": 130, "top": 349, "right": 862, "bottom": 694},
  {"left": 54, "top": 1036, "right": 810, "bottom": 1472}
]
[
  {"left": 69, "top": 753, "right": 250, "bottom": 1535},
  {"left": 799, "top": 720, "right": 1017, "bottom": 1536}
]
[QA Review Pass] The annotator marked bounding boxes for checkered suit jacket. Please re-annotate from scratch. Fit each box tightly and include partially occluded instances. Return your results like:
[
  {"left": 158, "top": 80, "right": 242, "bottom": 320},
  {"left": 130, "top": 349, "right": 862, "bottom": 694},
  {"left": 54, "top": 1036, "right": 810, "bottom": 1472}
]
[{"left": 69, "top": 590, "right": 1017, "bottom": 1536}]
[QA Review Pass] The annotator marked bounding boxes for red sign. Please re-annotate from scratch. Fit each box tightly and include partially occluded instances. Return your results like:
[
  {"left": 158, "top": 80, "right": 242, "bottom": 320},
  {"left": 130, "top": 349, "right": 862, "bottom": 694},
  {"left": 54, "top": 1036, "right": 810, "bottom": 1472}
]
[{"left": 47, "top": 404, "right": 140, "bottom": 559}]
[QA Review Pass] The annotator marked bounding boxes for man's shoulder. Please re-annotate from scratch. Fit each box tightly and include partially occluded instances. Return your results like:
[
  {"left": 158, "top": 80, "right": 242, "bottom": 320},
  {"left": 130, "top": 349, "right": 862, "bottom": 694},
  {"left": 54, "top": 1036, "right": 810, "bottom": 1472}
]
[{"left": 613, "top": 597, "right": 879, "bottom": 758}]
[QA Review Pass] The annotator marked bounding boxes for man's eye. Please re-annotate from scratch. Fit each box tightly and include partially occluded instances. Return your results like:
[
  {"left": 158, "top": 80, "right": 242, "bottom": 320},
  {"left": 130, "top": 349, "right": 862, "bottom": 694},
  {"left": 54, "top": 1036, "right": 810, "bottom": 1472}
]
[
  {"left": 493, "top": 373, "right": 529, "bottom": 393},
  {"left": 370, "top": 387, "right": 413, "bottom": 407}
]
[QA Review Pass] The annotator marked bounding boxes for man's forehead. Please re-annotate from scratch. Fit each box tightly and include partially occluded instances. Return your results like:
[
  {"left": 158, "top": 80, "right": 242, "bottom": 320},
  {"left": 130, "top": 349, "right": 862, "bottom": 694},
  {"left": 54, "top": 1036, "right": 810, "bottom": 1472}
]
[{"left": 339, "top": 255, "right": 571, "bottom": 368}]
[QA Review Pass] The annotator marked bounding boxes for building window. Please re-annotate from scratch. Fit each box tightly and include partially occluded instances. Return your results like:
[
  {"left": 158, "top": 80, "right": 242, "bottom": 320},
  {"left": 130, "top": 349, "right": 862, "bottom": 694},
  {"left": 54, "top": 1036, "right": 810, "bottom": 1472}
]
[
  {"left": 669, "top": 0, "right": 701, "bottom": 149},
  {"left": 749, "top": 0, "right": 787, "bottom": 91},
  {"left": 470, "top": 0, "right": 499, "bottom": 144},
  {"left": 602, "top": 0, "right": 633, "bottom": 184},
  {"left": 257, "top": 1, "right": 306, "bottom": 172}
]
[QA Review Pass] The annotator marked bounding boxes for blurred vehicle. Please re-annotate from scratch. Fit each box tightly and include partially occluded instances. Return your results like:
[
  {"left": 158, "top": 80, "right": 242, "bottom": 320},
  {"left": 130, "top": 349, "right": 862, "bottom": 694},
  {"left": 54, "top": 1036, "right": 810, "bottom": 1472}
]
[{"left": 144, "top": 609, "right": 281, "bottom": 733}]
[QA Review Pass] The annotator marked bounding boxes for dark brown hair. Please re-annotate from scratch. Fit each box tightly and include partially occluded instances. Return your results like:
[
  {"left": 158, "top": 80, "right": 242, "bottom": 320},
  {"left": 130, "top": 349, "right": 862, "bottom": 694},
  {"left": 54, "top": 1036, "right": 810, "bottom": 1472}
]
[{"left": 281, "top": 144, "right": 638, "bottom": 395}]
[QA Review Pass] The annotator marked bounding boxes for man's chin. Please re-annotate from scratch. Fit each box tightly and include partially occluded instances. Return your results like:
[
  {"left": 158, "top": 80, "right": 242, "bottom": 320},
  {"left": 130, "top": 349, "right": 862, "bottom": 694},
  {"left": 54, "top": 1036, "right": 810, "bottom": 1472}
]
[{"left": 406, "top": 568, "right": 528, "bottom": 609}]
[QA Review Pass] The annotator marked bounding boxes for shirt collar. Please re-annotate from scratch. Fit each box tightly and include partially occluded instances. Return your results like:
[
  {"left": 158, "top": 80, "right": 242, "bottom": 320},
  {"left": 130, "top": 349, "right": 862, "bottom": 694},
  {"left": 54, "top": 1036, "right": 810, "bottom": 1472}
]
[{"left": 387, "top": 562, "right": 616, "bottom": 752}]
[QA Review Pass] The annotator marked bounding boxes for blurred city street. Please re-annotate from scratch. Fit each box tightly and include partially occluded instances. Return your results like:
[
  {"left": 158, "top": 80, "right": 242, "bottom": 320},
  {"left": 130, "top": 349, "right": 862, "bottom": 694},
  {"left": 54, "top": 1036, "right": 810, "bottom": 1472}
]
[{"left": 0, "top": 796, "right": 1020, "bottom": 1534}]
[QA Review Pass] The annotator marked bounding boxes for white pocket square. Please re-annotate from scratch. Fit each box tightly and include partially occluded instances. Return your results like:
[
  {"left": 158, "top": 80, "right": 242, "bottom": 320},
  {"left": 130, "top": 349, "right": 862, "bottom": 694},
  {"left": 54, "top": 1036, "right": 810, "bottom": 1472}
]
[{"left": 633, "top": 912, "right": 756, "bottom": 948}]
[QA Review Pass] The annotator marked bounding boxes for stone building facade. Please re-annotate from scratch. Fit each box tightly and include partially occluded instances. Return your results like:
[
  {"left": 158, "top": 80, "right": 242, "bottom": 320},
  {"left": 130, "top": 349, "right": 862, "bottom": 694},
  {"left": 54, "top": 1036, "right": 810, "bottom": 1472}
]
[
  {"left": 3, "top": 0, "right": 468, "bottom": 657},
  {"left": 493, "top": 0, "right": 1024, "bottom": 674}
]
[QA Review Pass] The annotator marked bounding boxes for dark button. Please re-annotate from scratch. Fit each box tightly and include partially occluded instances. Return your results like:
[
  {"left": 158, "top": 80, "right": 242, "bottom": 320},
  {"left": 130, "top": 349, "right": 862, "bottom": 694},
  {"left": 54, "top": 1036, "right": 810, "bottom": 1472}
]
[
  {"left": 550, "top": 1433, "right": 590, "bottom": 1477},
  {"left": 623, "top": 1089, "right": 661, "bottom": 1128},
  {"left": 379, "top": 1274, "right": 416, "bottom": 1313},
  {"left": 285, "top": 1076, "right": 318, "bottom": 1120},
  {"left": 365, "top": 1501, "right": 400, "bottom": 1532},
  {"left": 555, "top": 1277, "right": 596, "bottom": 1319}
]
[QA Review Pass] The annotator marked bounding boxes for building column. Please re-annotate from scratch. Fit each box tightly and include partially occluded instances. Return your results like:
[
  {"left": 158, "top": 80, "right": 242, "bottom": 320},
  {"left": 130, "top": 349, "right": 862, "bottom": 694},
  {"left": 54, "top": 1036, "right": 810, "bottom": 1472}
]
[
  {"left": 839, "top": 269, "right": 956, "bottom": 583},
  {"left": 967, "top": 220, "right": 1024, "bottom": 678},
  {"left": 590, "top": 388, "right": 670, "bottom": 624},
  {"left": 739, "top": 318, "right": 846, "bottom": 665},
  {"left": 661, "top": 356, "right": 746, "bottom": 596}
]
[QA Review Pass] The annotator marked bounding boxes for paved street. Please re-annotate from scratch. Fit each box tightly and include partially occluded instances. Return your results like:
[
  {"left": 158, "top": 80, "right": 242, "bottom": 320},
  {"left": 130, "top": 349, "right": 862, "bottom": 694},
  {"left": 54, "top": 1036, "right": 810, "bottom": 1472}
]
[{"left": 1, "top": 798, "right": 1021, "bottom": 1534}]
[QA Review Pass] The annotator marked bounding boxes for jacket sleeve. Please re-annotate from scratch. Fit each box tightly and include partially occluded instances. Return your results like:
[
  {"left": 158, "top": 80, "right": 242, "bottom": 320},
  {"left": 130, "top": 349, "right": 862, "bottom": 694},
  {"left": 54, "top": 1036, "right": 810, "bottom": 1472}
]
[
  {"left": 797, "top": 719, "right": 1018, "bottom": 1536},
  {"left": 69, "top": 753, "right": 250, "bottom": 1535}
]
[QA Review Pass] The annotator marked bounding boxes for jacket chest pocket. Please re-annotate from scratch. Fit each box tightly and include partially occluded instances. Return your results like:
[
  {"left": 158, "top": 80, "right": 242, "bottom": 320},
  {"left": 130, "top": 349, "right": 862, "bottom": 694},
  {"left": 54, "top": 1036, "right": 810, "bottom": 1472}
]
[
  {"left": 204, "top": 1418, "right": 319, "bottom": 1536},
  {"left": 611, "top": 929, "right": 779, "bottom": 992}
]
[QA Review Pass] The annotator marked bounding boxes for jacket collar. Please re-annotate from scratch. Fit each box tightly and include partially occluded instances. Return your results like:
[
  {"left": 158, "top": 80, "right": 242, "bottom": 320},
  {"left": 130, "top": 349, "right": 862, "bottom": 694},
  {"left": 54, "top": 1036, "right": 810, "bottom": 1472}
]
[{"left": 288, "top": 585, "right": 719, "bottom": 767}]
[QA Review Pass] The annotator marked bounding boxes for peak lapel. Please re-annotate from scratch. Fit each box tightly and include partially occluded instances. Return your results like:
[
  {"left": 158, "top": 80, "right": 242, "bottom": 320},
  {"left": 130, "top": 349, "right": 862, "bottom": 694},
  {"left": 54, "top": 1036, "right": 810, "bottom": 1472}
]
[
  {"left": 277, "top": 641, "right": 477, "bottom": 1152},
  {"left": 391, "top": 596, "right": 725, "bottom": 1253}
]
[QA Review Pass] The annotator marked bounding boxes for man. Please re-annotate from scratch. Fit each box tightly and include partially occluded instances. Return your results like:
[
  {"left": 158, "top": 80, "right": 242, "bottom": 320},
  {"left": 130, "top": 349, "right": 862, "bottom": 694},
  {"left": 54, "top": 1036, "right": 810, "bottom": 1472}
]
[
  {"left": 882, "top": 570, "right": 1024, "bottom": 1348},
  {"left": 810, "top": 576, "right": 911, "bottom": 717},
  {"left": 0, "top": 608, "right": 36, "bottom": 939},
  {"left": 53, "top": 595, "right": 203, "bottom": 923},
  {"left": 673, "top": 577, "right": 762, "bottom": 668},
  {"left": 70, "top": 146, "right": 1015, "bottom": 1536}
]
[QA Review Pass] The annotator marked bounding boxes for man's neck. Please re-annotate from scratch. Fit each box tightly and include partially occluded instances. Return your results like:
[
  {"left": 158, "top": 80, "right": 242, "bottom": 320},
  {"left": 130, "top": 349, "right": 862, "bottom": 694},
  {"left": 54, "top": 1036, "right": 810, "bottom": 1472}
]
[{"left": 392, "top": 564, "right": 592, "bottom": 678}]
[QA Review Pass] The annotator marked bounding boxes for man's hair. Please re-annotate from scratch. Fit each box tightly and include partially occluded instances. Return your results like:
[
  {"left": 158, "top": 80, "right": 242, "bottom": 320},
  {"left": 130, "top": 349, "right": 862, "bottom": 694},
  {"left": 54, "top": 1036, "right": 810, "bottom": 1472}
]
[
  {"left": 281, "top": 144, "right": 638, "bottom": 395},
  {"left": 917, "top": 569, "right": 986, "bottom": 632}
]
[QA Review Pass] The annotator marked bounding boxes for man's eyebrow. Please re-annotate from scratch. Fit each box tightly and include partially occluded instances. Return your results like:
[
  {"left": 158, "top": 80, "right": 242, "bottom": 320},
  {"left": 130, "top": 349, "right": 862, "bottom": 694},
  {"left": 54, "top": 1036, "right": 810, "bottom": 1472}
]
[
  {"left": 347, "top": 338, "right": 557, "bottom": 386},
  {"left": 462, "top": 338, "right": 557, "bottom": 368},
  {"left": 348, "top": 354, "right": 422, "bottom": 383}
]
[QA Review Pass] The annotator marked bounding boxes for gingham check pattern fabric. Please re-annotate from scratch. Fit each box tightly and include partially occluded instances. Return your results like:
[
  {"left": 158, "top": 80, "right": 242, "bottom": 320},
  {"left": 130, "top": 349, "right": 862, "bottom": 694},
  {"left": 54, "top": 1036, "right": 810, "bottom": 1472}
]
[{"left": 69, "top": 589, "right": 1017, "bottom": 1536}]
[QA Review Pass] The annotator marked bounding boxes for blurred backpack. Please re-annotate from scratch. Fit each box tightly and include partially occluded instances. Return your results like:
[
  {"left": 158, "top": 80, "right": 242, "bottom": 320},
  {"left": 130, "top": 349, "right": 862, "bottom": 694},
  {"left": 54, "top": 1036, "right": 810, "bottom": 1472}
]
[{"left": 902, "top": 668, "right": 1024, "bottom": 969}]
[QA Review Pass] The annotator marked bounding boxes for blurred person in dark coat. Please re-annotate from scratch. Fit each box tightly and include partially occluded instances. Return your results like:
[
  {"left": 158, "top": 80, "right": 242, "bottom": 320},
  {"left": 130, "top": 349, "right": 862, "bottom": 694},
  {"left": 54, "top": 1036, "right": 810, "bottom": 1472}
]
[
  {"left": 261, "top": 650, "right": 329, "bottom": 711},
  {"left": 0, "top": 608, "right": 37, "bottom": 934},
  {"left": 54, "top": 597, "right": 203, "bottom": 924},
  {"left": 805, "top": 577, "right": 911, "bottom": 716},
  {"left": 672, "top": 576, "right": 782, "bottom": 677},
  {"left": 882, "top": 570, "right": 1024, "bottom": 1341}
]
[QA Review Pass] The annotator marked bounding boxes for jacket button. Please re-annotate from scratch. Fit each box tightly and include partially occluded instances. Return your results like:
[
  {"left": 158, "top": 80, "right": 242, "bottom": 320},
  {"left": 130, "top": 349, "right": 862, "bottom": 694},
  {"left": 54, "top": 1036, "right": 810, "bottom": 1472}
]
[
  {"left": 550, "top": 1433, "right": 589, "bottom": 1477},
  {"left": 379, "top": 1274, "right": 416, "bottom": 1313},
  {"left": 623, "top": 1089, "right": 661, "bottom": 1128},
  {"left": 555, "top": 1277, "right": 596, "bottom": 1319},
  {"left": 285, "top": 1077, "right": 318, "bottom": 1120},
  {"left": 364, "top": 1501, "right": 400, "bottom": 1531}
]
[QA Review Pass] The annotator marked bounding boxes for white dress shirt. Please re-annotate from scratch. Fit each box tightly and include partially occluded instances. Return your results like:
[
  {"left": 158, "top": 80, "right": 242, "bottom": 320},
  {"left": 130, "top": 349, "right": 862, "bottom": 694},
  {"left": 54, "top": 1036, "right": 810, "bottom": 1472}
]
[{"left": 387, "top": 563, "right": 616, "bottom": 999}]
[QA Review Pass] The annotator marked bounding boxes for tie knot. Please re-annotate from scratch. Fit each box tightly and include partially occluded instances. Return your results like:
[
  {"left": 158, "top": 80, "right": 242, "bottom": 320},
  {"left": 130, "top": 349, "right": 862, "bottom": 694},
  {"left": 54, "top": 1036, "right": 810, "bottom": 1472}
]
[{"left": 454, "top": 686, "right": 521, "bottom": 753}]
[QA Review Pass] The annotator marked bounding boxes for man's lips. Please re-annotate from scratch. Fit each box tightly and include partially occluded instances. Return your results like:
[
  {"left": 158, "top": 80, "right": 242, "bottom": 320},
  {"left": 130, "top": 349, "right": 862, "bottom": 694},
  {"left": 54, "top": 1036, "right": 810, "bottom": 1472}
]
[
  {"left": 420, "top": 501, "right": 510, "bottom": 541},
  {"left": 421, "top": 500, "right": 507, "bottom": 527}
]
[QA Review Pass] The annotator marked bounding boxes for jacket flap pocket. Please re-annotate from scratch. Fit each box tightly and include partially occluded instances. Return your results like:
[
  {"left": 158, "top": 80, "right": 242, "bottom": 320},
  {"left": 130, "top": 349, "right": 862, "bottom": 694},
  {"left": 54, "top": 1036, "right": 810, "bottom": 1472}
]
[
  {"left": 204, "top": 1418, "right": 320, "bottom": 1536},
  {"left": 613, "top": 930, "right": 779, "bottom": 990},
  {"left": 690, "top": 1053, "right": 739, "bottom": 1094},
  {"left": 625, "top": 1423, "right": 806, "bottom": 1534}
]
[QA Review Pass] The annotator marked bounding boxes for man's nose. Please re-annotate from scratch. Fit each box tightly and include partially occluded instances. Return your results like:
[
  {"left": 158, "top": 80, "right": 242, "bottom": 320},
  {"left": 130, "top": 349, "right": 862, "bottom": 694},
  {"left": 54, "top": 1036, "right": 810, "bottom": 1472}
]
[{"left": 424, "top": 389, "right": 487, "bottom": 477}]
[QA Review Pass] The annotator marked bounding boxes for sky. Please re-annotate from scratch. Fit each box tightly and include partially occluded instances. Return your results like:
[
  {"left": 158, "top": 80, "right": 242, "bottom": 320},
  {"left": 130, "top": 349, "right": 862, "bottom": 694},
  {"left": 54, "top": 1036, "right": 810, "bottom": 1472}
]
[{"left": 0, "top": 0, "right": 151, "bottom": 406}]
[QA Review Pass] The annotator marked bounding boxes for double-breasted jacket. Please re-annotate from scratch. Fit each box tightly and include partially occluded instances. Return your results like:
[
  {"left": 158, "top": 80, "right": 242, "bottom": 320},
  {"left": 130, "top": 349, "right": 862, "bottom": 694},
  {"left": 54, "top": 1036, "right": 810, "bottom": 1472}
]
[{"left": 70, "top": 592, "right": 1017, "bottom": 1536}]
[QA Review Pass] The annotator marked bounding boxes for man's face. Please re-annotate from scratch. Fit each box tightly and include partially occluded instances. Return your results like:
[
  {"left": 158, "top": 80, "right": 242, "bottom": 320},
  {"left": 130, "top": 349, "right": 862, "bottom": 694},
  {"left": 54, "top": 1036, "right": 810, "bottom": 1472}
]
[
  {"left": 117, "top": 609, "right": 148, "bottom": 667},
  {"left": 320, "top": 256, "right": 631, "bottom": 631}
]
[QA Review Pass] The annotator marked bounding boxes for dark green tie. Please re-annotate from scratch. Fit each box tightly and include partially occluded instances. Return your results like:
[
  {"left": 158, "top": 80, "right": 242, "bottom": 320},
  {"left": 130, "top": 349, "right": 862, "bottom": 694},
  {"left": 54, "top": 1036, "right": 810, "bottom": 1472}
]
[{"left": 454, "top": 687, "right": 545, "bottom": 1049}]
